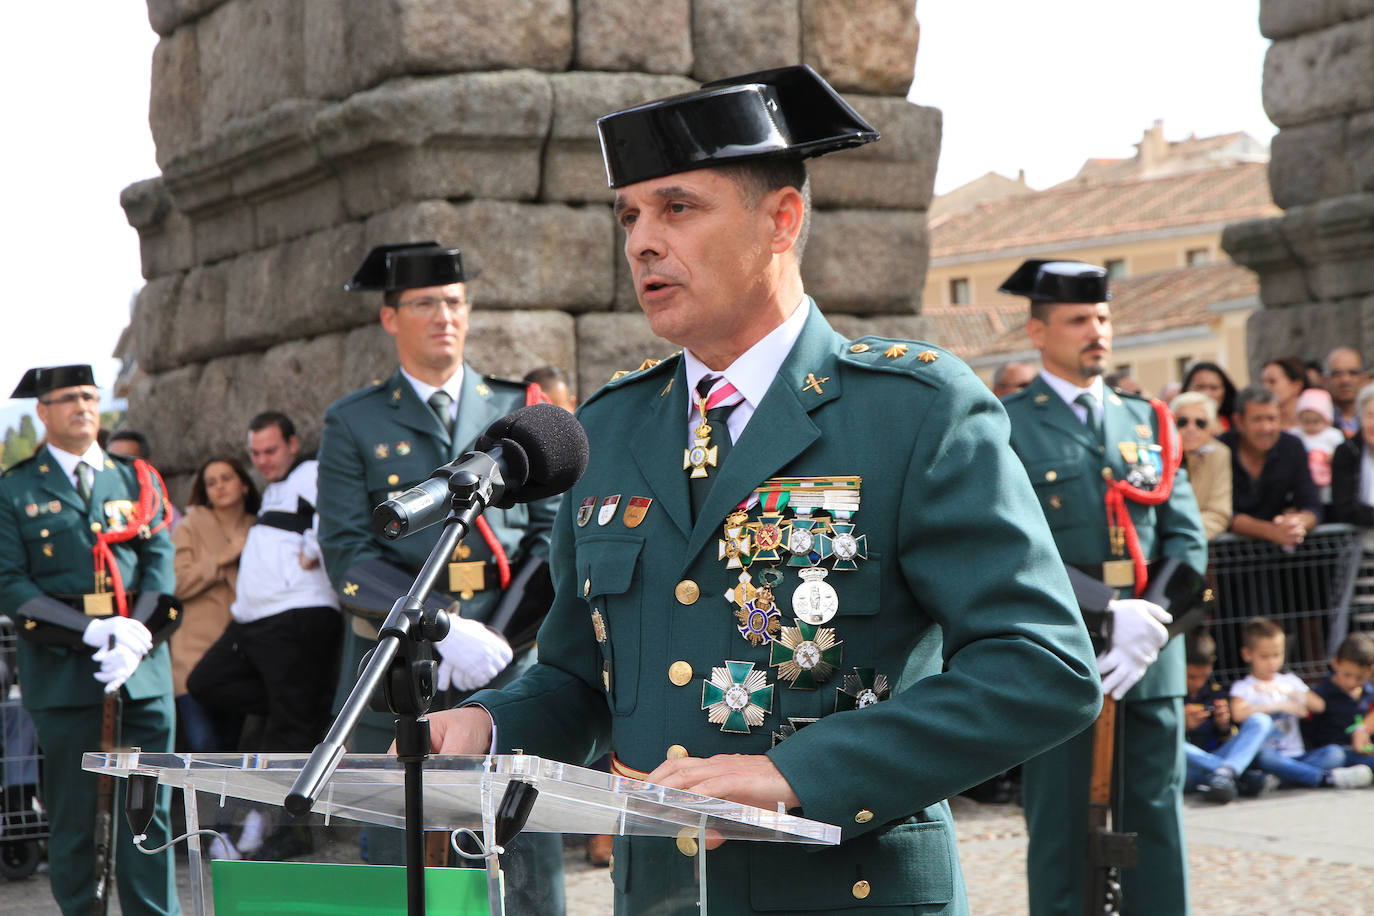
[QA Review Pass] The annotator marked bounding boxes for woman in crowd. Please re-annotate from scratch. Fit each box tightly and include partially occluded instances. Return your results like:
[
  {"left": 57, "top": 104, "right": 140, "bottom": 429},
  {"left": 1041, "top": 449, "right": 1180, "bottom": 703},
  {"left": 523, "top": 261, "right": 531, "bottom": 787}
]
[
  {"left": 171, "top": 456, "right": 259, "bottom": 751},
  {"left": 1184, "top": 361, "right": 1238, "bottom": 432},
  {"left": 1330, "top": 384, "right": 1374, "bottom": 529},
  {"left": 1171, "top": 391, "right": 1233, "bottom": 540},
  {"left": 1261, "top": 355, "right": 1308, "bottom": 431}
]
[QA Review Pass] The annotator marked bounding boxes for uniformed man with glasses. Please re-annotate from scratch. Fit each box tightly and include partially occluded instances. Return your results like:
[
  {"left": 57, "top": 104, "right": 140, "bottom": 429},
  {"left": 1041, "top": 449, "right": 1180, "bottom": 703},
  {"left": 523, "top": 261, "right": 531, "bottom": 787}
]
[
  {"left": 0, "top": 364, "right": 180, "bottom": 915},
  {"left": 316, "top": 243, "right": 563, "bottom": 912}
]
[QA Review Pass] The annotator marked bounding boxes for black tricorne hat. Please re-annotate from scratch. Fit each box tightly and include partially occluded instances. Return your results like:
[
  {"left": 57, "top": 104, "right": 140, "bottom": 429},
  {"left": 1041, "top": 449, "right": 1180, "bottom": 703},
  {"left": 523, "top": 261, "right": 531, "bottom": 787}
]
[
  {"left": 345, "top": 242, "right": 476, "bottom": 292},
  {"left": 11, "top": 364, "right": 96, "bottom": 399},
  {"left": 596, "top": 65, "right": 880, "bottom": 189},
  {"left": 998, "top": 260, "right": 1113, "bottom": 304}
]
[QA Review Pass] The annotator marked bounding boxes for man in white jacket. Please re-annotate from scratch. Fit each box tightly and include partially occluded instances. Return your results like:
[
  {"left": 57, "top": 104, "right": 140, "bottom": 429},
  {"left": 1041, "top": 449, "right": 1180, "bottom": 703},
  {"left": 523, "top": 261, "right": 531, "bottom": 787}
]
[{"left": 188, "top": 411, "right": 342, "bottom": 755}]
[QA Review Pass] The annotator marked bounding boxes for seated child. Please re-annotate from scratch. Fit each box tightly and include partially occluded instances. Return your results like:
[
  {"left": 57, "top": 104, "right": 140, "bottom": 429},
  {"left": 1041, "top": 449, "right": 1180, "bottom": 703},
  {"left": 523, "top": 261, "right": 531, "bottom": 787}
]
[
  {"left": 1301, "top": 632, "right": 1374, "bottom": 769},
  {"left": 1184, "top": 629, "right": 1272, "bottom": 803},
  {"left": 1229, "top": 617, "right": 1373, "bottom": 788}
]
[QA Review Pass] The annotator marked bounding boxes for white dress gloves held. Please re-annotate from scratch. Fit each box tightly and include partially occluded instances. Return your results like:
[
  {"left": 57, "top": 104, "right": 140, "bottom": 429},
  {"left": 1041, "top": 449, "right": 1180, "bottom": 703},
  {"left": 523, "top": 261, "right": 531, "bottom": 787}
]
[
  {"left": 434, "top": 613, "right": 514, "bottom": 693},
  {"left": 1096, "top": 598, "right": 1172, "bottom": 701}
]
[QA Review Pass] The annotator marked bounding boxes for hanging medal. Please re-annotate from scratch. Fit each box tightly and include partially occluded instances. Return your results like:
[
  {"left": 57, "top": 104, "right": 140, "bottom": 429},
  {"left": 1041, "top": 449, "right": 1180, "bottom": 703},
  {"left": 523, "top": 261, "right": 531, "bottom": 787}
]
[
  {"left": 835, "top": 667, "right": 891, "bottom": 712},
  {"left": 819, "top": 519, "right": 867, "bottom": 571},
  {"left": 684, "top": 383, "right": 729, "bottom": 479},
  {"left": 725, "top": 570, "right": 782, "bottom": 646},
  {"left": 770, "top": 619, "right": 843, "bottom": 689},
  {"left": 717, "top": 510, "right": 753, "bottom": 569},
  {"left": 792, "top": 566, "right": 840, "bottom": 625},
  {"left": 701, "top": 661, "right": 773, "bottom": 734}
]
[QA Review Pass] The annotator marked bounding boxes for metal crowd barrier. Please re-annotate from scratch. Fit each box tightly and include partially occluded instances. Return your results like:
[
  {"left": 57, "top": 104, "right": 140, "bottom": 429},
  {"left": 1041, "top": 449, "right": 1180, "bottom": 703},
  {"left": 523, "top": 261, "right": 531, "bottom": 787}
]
[
  {"left": 1206, "top": 524, "right": 1368, "bottom": 684},
  {"left": 0, "top": 616, "right": 46, "bottom": 880}
]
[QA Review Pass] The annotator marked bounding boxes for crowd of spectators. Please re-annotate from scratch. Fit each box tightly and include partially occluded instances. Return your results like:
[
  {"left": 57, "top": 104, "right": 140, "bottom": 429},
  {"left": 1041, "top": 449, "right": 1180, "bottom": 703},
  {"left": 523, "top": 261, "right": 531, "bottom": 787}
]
[{"left": 989, "top": 346, "right": 1374, "bottom": 805}]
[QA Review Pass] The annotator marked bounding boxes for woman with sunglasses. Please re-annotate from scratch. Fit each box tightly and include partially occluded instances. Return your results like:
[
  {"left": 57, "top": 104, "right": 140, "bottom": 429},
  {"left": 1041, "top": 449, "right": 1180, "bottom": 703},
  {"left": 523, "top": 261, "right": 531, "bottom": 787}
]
[{"left": 1171, "top": 391, "right": 1233, "bottom": 540}]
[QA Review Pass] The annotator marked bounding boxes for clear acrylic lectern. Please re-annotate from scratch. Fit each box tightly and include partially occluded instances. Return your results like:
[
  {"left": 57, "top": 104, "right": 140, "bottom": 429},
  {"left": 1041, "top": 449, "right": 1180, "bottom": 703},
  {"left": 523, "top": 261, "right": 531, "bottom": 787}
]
[{"left": 83, "top": 751, "right": 839, "bottom": 915}]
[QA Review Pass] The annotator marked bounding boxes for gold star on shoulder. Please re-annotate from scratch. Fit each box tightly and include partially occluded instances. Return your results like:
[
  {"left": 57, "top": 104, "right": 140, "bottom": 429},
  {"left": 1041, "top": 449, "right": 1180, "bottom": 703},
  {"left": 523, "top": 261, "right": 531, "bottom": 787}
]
[
  {"left": 884, "top": 344, "right": 908, "bottom": 359},
  {"left": 636, "top": 358, "right": 660, "bottom": 371},
  {"left": 917, "top": 350, "right": 938, "bottom": 363}
]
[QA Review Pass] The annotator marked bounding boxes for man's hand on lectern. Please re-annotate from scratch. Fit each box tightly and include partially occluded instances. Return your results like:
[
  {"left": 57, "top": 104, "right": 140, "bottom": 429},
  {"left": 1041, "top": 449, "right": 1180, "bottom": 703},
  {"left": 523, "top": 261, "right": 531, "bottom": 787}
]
[
  {"left": 646, "top": 754, "right": 800, "bottom": 849},
  {"left": 389, "top": 706, "right": 494, "bottom": 755}
]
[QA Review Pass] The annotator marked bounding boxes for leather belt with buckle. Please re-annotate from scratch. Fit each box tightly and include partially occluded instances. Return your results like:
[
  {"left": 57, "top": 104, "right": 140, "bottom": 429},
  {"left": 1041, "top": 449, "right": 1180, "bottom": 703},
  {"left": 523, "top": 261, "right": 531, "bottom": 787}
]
[
  {"left": 448, "top": 560, "right": 501, "bottom": 596},
  {"left": 55, "top": 592, "right": 140, "bottom": 618}
]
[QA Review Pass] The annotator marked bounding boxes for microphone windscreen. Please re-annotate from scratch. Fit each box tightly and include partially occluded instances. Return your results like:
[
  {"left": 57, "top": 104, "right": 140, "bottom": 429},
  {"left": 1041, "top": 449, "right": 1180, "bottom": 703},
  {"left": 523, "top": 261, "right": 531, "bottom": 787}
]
[{"left": 476, "top": 403, "right": 589, "bottom": 507}]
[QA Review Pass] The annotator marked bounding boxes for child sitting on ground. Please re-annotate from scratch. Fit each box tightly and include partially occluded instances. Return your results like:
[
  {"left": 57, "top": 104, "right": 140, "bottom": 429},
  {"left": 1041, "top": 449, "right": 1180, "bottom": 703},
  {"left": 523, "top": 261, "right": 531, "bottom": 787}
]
[
  {"left": 1229, "top": 617, "right": 1373, "bottom": 788},
  {"left": 1301, "top": 632, "right": 1374, "bottom": 768},
  {"left": 1184, "top": 629, "right": 1273, "bottom": 803}
]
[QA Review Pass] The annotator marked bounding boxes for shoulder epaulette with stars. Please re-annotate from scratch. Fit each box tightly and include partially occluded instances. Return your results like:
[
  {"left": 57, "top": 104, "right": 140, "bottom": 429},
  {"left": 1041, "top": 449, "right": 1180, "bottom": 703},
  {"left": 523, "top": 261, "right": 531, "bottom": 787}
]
[
  {"left": 581, "top": 352, "right": 681, "bottom": 409},
  {"left": 838, "top": 337, "right": 957, "bottom": 391}
]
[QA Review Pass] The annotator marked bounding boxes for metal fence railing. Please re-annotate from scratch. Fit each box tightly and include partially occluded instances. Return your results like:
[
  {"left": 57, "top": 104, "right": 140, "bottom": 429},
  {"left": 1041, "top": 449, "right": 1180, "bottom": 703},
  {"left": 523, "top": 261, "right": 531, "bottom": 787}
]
[
  {"left": 1206, "top": 524, "right": 1368, "bottom": 685},
  {"left": 1, "top": 616, "right": 46, "bottom": 879}
]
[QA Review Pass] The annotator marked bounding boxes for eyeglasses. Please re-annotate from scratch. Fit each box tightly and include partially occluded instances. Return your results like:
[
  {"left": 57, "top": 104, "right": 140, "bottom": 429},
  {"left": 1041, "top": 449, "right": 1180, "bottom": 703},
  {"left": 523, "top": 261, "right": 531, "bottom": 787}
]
[
  {"left": 395, "top": 296, "right": 468, "bottom": 315},
  {"left": 39, "top": 391, "right": 99, "bottom": 407},
  {"left": 1176, "top": 416, "right": 1210, "bottom": 430}
]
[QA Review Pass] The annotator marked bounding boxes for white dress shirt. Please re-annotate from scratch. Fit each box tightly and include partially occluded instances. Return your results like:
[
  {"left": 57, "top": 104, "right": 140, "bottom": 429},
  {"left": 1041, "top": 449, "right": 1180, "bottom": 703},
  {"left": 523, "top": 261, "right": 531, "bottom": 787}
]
[
  {"left": 1038, "top": 369, "right": 1106, "bottom": 427},
  {"left": 682, "top": 295, "right": 810, "bottom": 446},
  {"left": 47, "top": 441, "right": 105, "bottom": 496},
  {"left": 401, "top": 365, "right": 465, "bottom": 422}
]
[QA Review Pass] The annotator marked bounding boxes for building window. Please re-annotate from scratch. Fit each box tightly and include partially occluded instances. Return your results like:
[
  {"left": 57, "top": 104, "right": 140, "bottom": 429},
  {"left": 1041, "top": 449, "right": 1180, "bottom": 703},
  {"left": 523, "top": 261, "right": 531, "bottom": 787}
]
[
  {"left": 1186, "top": 248, "right": 1210, "bottom": 266},
  {"left": 949, "top": 277, "right": 971, "bottom": 305},
  {"left": 1105, "top": 259, "right": 1126, "bottom": 280}
]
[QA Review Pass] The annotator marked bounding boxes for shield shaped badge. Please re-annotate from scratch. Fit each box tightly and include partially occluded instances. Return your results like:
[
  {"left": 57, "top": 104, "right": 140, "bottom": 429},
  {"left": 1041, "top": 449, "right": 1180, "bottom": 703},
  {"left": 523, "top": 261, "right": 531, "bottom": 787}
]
[
  {"left": 598, "top": 495, "right": 621, "bottom": 526},
  {"left": 576, "top": 496, "right": 596, "bottom": 527},
  {"left": 623, "top": 496, "right": 652, "bottom": 528}
]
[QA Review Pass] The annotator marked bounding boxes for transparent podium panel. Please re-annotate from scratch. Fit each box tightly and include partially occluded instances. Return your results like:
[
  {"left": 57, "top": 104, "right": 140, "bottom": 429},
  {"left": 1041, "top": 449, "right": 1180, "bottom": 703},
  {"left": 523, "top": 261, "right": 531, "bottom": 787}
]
[{"left": 83, "top": 752, "right": 839, "bottom": 915}]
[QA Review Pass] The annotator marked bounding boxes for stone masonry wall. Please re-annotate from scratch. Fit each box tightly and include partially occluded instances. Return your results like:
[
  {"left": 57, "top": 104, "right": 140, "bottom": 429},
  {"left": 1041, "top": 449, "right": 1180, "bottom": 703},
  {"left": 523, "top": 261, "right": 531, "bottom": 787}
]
[
  {"left": 124, "top": 0, "right": 939, "bottom": 498},
  {"left": 1222, "top": 1, "right": 1374, "bottom": 372}
]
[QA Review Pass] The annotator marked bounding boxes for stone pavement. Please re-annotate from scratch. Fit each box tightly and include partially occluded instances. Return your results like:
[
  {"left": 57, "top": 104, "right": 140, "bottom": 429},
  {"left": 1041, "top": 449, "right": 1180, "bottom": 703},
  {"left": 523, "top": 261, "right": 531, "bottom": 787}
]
[{"left": 2, "top": 788, "right": 1371, "bottom": 914}]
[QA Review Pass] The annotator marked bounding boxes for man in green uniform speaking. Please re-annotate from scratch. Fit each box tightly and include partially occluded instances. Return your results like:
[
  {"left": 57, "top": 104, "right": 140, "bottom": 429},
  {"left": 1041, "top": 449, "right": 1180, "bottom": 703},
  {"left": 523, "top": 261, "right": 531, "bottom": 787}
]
[
  {"left": 0, "top": 364, "right": 180, "bottom": 915},
  {"left": 999, "top": 260, "right": 1207, "bottom": 915},
  {"left": 419, "top": 67, "right": 1102, "bottom": 914},
  {"left": 317, "top": 243, "right": 563, "bottom": 911}
]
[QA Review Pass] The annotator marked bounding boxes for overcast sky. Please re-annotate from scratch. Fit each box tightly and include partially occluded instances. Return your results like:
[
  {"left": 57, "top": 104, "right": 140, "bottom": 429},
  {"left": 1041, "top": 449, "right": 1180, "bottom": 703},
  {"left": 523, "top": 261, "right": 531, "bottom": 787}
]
[{"left": 0, "top": 0, "right": 1273, "bottom": 421}]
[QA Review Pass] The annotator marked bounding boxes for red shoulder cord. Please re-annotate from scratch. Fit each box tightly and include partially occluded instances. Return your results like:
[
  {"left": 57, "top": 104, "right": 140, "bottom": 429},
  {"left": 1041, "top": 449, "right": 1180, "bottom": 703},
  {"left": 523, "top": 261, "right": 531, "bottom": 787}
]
[
  {"left": 92, "top": 458, "right": 173, "bottom": 617},
  {"left": 469, "top": 382, "right": 550, "bottom": 591},
  {"left": 1103, "top": 399, "right": 1181, "bottom": 597}
]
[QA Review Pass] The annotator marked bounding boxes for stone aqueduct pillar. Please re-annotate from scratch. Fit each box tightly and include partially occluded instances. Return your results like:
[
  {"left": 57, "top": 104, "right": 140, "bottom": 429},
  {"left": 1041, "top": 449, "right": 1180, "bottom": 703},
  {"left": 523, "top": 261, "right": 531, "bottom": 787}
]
[
  {"left": 121, "top": 0, "right": 939, "bottom": 496},
  {"left": 1223, "top": 2, "right": 1374, "bottom": 371}
]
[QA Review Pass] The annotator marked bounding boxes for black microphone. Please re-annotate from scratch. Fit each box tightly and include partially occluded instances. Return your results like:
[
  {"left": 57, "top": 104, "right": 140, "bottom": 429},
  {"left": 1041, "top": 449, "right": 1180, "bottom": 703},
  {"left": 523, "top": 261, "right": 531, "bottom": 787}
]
[{"left": 372, "top": 403, "right": 589, "bottom": 539}]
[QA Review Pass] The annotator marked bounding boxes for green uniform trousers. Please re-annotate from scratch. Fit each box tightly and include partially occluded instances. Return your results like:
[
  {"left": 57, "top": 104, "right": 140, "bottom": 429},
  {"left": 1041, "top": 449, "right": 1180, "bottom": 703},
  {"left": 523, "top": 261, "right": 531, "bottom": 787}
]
[
  {"left": 31, "top": 691, "right": 179, "bottom": 916},
  {"left": 1023, "top": 696, "right": 1186, "bottom": 916}
]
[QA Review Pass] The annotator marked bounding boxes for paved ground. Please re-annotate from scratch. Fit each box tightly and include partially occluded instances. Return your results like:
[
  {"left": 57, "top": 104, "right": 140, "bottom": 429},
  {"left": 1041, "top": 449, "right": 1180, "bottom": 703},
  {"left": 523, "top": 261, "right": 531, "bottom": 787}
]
[{"left": 3, "top": 787, "right": 1372, "bottom": 914}]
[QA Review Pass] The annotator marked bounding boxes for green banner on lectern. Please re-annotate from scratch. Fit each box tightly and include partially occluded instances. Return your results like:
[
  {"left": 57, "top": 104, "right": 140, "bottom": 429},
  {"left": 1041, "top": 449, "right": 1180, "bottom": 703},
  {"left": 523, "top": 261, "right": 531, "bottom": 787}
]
[{"left": 212, "top": 861, "right": 492, "bottom": 915}]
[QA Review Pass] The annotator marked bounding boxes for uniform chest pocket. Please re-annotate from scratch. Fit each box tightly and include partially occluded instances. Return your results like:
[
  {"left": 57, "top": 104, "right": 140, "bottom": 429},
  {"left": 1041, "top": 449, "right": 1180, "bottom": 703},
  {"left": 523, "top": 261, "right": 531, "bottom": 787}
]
[
  {"left": 1025, "top": 458, "right": 1090, "bottom": 526},
  {"left": 364, "top": 458, "right": 432, "bottom": 501},
  {"left": 20, "top": 514, "right": 82, "bottom": 576},
  {"left": 575, "top": 535, "right": 645, "bottom": 716}
]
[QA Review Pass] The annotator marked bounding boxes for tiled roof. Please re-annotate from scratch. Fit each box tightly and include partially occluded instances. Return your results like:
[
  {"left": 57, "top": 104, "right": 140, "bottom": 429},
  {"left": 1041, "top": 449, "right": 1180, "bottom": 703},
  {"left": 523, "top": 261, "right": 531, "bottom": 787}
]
[
  {"left": 931, "top": 162, "right": 1277, "bottom": 261},
  {"left": 922, "top": 262, "right": 1259, "bottom": 361},
  {"left": 1067, "top": 132, "right": 1253, "bottom": 185}
]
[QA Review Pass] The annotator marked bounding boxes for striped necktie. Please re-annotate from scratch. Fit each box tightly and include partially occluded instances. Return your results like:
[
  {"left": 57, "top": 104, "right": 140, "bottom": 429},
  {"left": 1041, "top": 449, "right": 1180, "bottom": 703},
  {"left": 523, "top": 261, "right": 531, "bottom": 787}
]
[{"left": 690, "top": 375, "right": 744, "bottom": 521}]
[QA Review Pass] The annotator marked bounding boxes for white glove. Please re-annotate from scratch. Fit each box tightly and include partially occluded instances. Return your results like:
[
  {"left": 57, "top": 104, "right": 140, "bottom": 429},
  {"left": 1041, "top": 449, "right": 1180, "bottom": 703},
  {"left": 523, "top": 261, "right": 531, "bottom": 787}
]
[
  {"left": 82, "top": 616, "right": 153, "bottom": 657},
  {"left": 434, "top": 613, "right": 513, "bottom": 693},
  {"left": 1096, "top": 598, "right": 1172, "bottom": 701},
  {"left": 92, "top": 643, "right": 142, "bottom": 694}
]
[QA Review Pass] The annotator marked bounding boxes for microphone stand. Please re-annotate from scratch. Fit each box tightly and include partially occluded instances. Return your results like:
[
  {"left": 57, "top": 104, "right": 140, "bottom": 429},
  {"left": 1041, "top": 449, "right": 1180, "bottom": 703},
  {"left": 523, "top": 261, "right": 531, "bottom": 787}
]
[{"left": 286, "top": 464, "right": 503, "bottom": 916}]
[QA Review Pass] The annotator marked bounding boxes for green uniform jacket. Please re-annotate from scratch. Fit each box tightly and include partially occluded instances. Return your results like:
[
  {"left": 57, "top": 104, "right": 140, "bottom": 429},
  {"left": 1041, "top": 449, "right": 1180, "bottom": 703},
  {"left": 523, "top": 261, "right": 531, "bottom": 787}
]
[
  {"left": 318, "top": 365, "right": 557, "bottom": 624},
  {"left": 469, "top": 303, "right": 1101, "bottom": 914},
  {"left": 0, "top": 447, "right": 175, "bottom": 710},
  {"left": 1002, "top": 375, "right": 1208, "bottom": 699}
]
